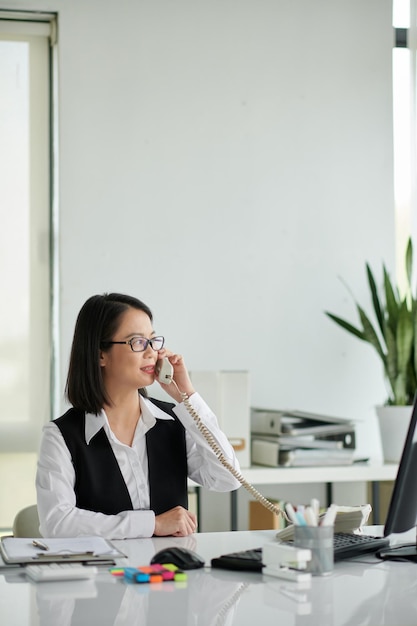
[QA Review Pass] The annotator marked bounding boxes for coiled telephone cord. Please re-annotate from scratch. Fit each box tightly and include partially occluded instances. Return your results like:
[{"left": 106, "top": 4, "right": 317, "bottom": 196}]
[{"left": 172, "top": 381, "right": 288, "bottom": 522}]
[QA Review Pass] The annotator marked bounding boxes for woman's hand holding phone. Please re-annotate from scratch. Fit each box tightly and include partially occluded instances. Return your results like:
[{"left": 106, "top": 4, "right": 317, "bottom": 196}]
[{"left": 156, "top": 350, "right": 195, "bottom": 403}]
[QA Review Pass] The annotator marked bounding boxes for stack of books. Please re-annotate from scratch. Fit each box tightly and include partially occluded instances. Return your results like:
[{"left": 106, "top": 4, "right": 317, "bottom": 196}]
[{"left": 251, "top": 408, "right": 356, "bottom": 467}]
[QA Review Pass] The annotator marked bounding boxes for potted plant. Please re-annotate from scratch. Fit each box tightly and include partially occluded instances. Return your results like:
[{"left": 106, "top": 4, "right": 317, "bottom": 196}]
[{"left": 325, "top": 237, "right": 416, "bottom": 462}]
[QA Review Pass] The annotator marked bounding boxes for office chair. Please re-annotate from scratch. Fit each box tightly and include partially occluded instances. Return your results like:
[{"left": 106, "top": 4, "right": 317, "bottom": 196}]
[{"left": 12, "top": 504, "right": 41, "bottom": 537}]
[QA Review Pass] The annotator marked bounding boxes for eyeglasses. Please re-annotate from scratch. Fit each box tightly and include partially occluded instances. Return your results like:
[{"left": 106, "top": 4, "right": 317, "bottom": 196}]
[{"left": 103, "top": 336, "right": 165, "bottom": 352}]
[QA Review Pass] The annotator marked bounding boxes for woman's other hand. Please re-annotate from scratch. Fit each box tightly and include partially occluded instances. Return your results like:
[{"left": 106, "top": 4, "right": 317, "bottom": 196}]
[{"left": 154, "top": 505, "right": 197, "bottom": 536}]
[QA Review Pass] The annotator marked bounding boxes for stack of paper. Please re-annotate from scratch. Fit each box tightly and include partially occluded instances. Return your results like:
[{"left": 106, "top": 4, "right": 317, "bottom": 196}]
[
  {"left": 251, "top": 408, "right": 356, "bottom": 467},
  {"left": 275, "top": 504, "right": 372, "bottom": 541}
]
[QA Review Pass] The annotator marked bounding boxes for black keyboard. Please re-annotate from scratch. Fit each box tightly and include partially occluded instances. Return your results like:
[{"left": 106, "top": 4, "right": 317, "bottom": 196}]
[
  {"left": 332, "top": 532, "right": 389, "bottom": 561},
  {"left": 211, "top": 548, "right": 263, "bottom": 572},
  {"left": 210, "top": 533, "right": 390, "bottom": 571}
]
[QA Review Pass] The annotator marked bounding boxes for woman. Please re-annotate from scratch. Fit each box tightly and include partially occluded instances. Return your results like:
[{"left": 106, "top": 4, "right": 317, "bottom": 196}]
[{"left": 36, "top": 293, "right": 241, "bottom": 538}]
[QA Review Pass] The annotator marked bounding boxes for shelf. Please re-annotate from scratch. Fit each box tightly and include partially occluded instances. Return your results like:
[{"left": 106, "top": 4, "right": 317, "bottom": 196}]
[{"left": 241, "top": 462, "right": 399, "bottom": 485}]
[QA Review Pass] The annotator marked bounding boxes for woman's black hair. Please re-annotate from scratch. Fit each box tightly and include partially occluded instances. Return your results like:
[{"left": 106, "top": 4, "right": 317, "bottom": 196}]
[{"left": 65, "top": 293, "right": 153, "bottom": 414}]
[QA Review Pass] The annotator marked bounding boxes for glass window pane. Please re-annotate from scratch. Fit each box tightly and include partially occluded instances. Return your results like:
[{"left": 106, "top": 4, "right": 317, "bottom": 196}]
[
  {"left": 0, "top": 40, "right": 30, "bottom": 426},
  {"left": 0, "top": 31, "right": 51, "bottom": 454},
  {"left": 393, "top": 0, "right": 410, "bottom": 28},
  {"left": 0, "top": 22, "right": 52, "bottom": 530},
  {"left": 393, "top": 47, "right": 412, "bottom": 291}
]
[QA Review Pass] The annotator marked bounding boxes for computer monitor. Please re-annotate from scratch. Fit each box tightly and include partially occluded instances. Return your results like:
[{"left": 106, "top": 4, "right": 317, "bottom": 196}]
[{"left": 378, "top": 393, "right": 417, "bottom": 560}]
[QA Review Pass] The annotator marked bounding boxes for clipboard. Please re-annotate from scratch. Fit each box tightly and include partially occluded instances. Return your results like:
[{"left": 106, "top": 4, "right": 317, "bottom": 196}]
[{"left": 0, "top": 536, "right": 126, "bottom": 565}]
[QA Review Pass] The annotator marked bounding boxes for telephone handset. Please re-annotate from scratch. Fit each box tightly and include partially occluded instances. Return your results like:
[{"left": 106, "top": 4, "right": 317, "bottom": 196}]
[
  {"left": 156, "top": 358, "right": 174, "bottom": 384},
  {"left": 156, "top": 358, "right": 286, "bottom": 521}
]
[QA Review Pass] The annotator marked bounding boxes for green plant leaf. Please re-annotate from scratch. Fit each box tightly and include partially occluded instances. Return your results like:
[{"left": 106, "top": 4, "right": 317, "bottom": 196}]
[
  {"left": 397, "top": 300, "right": 414, "bottom": 377},
  {"left": 324, "top": 312, "right": 365, "bottom": 340},
  {"left": 357, "top": 305, "right": 386, "bottom": 362},
  {"left": 393, "top": 373, "right": 407, "bottom": 406},
  {"left": 325, "top": 239, "right": 416, "bottom": 405},
  {"left": 366, "top": 263, "right": 384, "bottom": 337},
  {"left": 384, "top": 321, "right": 397, "bottom": 398},
  {"left": 406, "top": 237, "right": 413, "bottom": 292},
  {"left": 406, "top": 360, "right": 417, "bottom": 405},
  {"left": 384, "top": 266, "right": 399, "bottom": 335}
]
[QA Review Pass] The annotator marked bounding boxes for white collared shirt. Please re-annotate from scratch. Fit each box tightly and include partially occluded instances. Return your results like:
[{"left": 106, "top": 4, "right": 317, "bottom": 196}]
[{"left": 36, "top": 393, "right": 241, "bottom": 539}]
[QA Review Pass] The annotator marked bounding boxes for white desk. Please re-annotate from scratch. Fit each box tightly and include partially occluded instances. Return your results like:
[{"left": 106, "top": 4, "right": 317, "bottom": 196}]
[
  {"left": 214, "top": 462, "right": 399, "bottom": 529},
  {"left": 1, "top": 527, "right": 416, "bottom": 626}
]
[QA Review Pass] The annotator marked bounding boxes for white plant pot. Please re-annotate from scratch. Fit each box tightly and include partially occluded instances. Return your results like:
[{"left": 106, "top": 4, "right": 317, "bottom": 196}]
[{"left": 376, "top": 405, "right": 413, "bottom": 463}]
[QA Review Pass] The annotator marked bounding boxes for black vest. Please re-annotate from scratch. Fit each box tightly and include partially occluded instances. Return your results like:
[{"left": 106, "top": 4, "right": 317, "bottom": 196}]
[{"left": 54, "top": 398, "right": 188, "bottom": 516}]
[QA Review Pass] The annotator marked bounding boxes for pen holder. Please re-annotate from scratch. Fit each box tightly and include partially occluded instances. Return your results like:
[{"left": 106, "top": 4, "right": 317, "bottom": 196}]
[{"left": 294, "top": 525, "right": 334, "bottom": 576}]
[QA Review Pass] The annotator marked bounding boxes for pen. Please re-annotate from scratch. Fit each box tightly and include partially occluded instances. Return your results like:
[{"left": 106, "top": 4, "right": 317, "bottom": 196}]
[
  {"left": 295, "top": 511, "right": 307, "bottom": 526},
  {"left": 304, "top": 506, "right": 317, "bottom": 526},
  {"left": 285, "top": 502, "right": 299, "bottom": 525},
  {"left": 310, "top": 498, "right": 320, "bottom": 522},
  {"left": 32, "top": 540, "right": 49, "bottom": 551}
]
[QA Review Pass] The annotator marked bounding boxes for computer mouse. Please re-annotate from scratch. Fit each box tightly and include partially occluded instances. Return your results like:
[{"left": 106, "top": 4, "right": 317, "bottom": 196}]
[{"left": 150, "top": 546, "right": 205, "bottom": 570}]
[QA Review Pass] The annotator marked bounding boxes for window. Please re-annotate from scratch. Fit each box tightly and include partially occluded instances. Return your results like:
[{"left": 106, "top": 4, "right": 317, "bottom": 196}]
[
  {"left": 392, "top": 0, "right": 414, "bottom": 288},
  {"left": 0, "top": 13, "right": 57, "bottom": 529}
]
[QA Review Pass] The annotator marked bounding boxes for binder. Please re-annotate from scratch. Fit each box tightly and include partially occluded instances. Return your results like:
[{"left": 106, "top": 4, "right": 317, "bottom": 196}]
[
  {"left": 253, "top": 432, "right": 356, "bottom": 450},
  {"left": 251, "top": 408, "right": 356, "bottom": 467},
  {"left": 0, "top": 536, "right": 126, "bottom": 565},
  {"left": 251, "top": 408, "right": 355, "bottom": 437},
  {"left": 278, "top": 447, "right": 355, "bottom": 467},
  {"left": 251, "top": 438, "right": 355, "bottom": 467}
]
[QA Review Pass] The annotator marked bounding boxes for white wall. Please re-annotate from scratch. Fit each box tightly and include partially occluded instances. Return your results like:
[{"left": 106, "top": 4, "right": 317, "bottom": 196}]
[
  {"left": 4, "top": 0, "right": 395, "bottom": 501},
  {"left": 59, "top": 0, "right": 394, "bottom": 460}
]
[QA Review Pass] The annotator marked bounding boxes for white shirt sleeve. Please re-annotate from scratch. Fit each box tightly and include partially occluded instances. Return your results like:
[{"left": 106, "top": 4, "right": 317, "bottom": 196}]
[
  {"left": 36, "top": 393, "right": 241, "bottom": 539},
  {"left": 175, "top": 393, "right": 242, "bottom": 492},
  {"left": 36, "top": 422, "right": 156, "bottom": 539}
]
